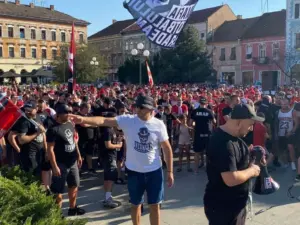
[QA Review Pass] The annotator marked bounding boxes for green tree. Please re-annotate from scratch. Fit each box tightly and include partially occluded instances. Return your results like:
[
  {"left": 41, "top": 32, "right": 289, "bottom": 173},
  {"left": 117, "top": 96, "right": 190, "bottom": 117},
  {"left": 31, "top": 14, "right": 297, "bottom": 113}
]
[
  {"left": 52, "top": 44, "right": 108, "bottom": 83},
  {"left": 153, "top": 25, "right": 213, "bottom": 83},
  {"left": 117, "top": 58, "right": 147, "bottom": 84}
]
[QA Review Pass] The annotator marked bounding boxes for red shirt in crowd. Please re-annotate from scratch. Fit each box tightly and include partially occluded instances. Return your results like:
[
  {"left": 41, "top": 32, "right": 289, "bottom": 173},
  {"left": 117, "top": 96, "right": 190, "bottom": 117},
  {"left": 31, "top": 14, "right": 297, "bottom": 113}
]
[
  {"left": 253, "top": 122, "right": 267, "bottom": 147},
  {"left": 217, "top": 102, "right": 228, "bottom": 126}
]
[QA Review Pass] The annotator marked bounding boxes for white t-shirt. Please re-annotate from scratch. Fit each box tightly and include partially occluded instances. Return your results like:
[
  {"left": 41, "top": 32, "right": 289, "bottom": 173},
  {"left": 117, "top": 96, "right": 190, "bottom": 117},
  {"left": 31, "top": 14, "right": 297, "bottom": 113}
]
[{"left": 116, "top": 114, "right": 169, "bottom": 173}]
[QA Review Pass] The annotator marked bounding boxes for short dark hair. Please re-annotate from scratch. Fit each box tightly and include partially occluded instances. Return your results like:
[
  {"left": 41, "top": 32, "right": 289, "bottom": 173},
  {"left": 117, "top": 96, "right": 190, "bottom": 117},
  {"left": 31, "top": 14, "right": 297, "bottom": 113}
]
[{"left": 80, "top": 103, "right": 89, "bottom": 110}]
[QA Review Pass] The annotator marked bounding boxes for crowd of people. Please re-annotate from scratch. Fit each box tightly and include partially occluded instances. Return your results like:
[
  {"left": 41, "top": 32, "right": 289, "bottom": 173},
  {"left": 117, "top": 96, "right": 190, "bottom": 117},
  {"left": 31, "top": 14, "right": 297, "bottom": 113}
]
[{"left": 0, "top": 82, "right": 300, "bottom": 225}]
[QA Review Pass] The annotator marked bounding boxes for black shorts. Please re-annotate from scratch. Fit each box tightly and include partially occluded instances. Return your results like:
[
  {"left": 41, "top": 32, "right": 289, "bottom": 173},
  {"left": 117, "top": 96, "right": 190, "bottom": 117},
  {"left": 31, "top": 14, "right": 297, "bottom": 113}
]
[
  {"left": 41, "top": 150, "right": 51, "bottom": 171},
  {"left": 79, "top": 141, "right": 94, "bottom": 156},
  {"left": 278, "top": 136, "right": 294, "bottom": 151},
  {"left": 205, "top": 206, "right": 246, "bottom": 225},
  {"left": 194, "top": 136, "right": 210, "bottom": 153},
  {"left": 50, "top": 162, "right": 80, "bottom": 194},
  {"left": 19, "top": 150, "right": 41, "bottom": 177},
  {"left": 103, "top": 157, "right": 118, "bottom": 181}
]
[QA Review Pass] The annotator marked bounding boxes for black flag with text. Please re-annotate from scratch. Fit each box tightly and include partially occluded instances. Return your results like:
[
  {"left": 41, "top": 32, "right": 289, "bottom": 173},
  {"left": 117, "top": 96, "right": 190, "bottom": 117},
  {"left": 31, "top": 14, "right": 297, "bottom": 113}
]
[{"left": 124, "top": 0, "right": 199, "bottom": 49}]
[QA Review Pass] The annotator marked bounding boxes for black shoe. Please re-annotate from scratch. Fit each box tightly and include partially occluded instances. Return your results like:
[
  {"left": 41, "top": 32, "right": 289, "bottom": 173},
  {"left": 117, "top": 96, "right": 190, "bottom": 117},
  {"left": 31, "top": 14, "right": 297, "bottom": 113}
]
[
  {"left": 68, "top": 206, "right": 86, "bottom": 216},
  {"left": 273, "top": 160, "right": 281, "bottom": 168},
  {"left": 45, "top": 189, "right": 52, "bottom": 196},
  {"left": 198, "top": 163, "right": 204, "bottom": 169},
  {"left": 295, "top": 175, "right": 300, "bottom": 182},
  {"left": 88, "top": 169, "right": 97, "bottom": 175},
  {"left": 115, "top": 178, "right": 127, "bottom": 185}
]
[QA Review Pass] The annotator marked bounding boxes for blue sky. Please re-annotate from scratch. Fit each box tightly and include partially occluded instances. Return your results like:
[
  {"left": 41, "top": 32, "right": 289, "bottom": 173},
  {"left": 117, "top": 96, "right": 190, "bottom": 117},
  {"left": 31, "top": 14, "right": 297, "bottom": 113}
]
[{"left": 21, "top": 0, "right": 285, "bottom": 36}]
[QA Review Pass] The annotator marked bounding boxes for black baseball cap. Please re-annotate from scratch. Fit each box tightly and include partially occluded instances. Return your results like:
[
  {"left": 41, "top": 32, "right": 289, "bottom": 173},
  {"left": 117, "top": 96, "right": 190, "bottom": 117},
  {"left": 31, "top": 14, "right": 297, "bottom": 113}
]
[
  {"left": 56, "top": 104, "right": 72, "bottom": 115},
  {"left": 231, "top": 104, "right": 265, "bottom": 122},
  {"left": 24, "top": 101, "right": 37, "bottom": 109},
  {"left": 134, "top": 95, "right": 154, "bottom": 110},
  {"left": 199, "top": 97, "right": 207, "bottom": 104}
]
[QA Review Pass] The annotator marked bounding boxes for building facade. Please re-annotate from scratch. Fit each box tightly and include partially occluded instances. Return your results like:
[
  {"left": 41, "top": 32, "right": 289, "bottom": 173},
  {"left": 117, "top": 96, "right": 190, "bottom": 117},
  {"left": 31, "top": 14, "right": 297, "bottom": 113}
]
[
  {"left": 286, "top": 0, "right": 300, "bottom": 82},
  {"left": 208, "top": 17, "right": 258, "bottom": 85},
  {"left": 0, "top": 0, "right": 89, "bottom": 82},
  {"left": 241, "top": 10, "right": 286, "bottom": 90}
]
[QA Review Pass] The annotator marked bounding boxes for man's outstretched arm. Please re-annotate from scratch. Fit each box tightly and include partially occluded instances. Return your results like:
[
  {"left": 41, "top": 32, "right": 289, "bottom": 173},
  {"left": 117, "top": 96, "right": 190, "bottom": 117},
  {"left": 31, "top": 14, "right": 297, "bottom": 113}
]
[{"left": 68, "top": 114, "right": 118, "bottom": 127}]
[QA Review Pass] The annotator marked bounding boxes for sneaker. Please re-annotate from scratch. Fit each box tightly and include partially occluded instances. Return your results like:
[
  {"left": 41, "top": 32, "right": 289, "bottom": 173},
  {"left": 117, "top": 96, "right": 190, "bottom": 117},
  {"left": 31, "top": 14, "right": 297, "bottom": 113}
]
[
  {"left": 88, "top": 169, "right": 97, "bottom": 175},
  {"left": 115, "top": 178, "right": 127, "bottom": 185},
  {"left": 103, "top": 197, "right": 120, "bottom": 209},
  {"left": 174, "top": 148, "right": 180, "bottom": 154},
  {"left": 291, "top": 162, "right": 297, "bottom": 171},
  {"left": 68, "top": 206, "right": 86, "bottom": 216},
  {"left": 190, "top": 150, "right": 195, "bottom": 154},
  {"left": 295, "top": 175, "right": 300, "bottom": 182}
]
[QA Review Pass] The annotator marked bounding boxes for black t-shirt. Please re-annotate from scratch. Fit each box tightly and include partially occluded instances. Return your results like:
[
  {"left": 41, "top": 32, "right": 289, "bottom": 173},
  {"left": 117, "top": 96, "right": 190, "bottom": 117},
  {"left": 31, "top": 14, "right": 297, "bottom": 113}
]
[
  {"left": 13, "top": 116, "right": 44, "bottom": 153},
  {"left": 191, "top": 107, "right": 214, "bottom": 135},
  {"left": 204, "top": 128, "right": 250, "bottom": 210},
  {"left": 46, "top": 121, "right": 77, "bottom": 167},
  {"left": 94, "top": 106, "right": 117, "bottom": 116},
  {"left": 164, "top": 113, "right": 177, "bottom": 133},
  {"left": 76, "top": 114, "right": 95, "bottom": 145},
  {"left": 48, "top": 99, "right": 56, "bottom": 109},
  {"left": 222, "top": 106, "right": 232, "bottom": 117},
  {"left": 157, "top": 99, "right": 170, "bottom": 106},
  {"left": 101, "top": 127, "right": 117, "bottom": 162}
]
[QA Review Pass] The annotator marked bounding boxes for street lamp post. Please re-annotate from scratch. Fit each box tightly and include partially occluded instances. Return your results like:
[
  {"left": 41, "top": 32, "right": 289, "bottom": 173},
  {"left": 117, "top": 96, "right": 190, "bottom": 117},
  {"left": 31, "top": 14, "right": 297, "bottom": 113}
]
[
  {"left": 90, "top": 57, "right": 99, "bottom": 66},
  {"left": 131, "top": 43, "right": 150, "bottom": 85}
]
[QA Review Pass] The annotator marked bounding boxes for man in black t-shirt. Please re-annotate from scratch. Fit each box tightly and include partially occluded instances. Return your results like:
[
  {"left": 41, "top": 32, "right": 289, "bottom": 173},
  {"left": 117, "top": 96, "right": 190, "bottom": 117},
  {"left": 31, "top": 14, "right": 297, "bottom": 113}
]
[
  {"left": 76, "top": 103, "right": 96, "bottom": 174},
  {"left": 47, "top": 104, "right": 85, "bottom": 216},
  {"left": 100, "top": 112, "right": 122, "bottom": 208},
  {"left": 163, "top": 105, "right": 178, "bottom": 145},
  {"left": 190, "top": 97, "right": 215, "bottom": 173},
  {"left": 14, "top": 101, "right": 46, "bottom": 177},
  {"left": 204, "top": 104, "right": 262, "bottom": 225}
]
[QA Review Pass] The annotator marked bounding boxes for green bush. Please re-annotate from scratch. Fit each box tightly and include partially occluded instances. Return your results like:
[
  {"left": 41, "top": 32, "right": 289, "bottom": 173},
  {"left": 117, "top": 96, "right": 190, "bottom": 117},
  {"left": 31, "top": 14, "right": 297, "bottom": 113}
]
[{"left": 0, "top": 166, "right": 87, "bottom": 225}]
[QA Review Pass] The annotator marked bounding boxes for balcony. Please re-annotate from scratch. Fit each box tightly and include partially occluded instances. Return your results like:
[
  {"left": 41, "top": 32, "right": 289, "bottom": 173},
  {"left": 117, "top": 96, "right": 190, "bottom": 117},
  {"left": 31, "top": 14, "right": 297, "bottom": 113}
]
[{"left": 252, "top": 57, "right": 269, "bottom": 65}]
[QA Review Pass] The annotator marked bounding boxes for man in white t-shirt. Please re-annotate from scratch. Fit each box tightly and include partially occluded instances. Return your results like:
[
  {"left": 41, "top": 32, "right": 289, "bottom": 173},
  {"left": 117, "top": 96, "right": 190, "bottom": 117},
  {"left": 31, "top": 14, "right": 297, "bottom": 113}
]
[{"left": 69, "top": 95, "right": 174, "bottom": 225}]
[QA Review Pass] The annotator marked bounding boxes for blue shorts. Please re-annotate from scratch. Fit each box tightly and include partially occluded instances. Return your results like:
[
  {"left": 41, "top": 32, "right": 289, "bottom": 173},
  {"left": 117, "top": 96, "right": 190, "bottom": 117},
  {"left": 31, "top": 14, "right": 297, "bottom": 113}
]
[{"left": 127, "top": 167, "right": 164, "bottom": 205}]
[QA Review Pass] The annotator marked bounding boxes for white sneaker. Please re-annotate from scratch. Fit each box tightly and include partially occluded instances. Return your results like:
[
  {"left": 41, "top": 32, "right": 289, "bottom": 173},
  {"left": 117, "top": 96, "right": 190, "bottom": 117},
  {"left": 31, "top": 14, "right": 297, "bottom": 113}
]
[
  {"left": 291, "top": 162, "right": 296, "bottom": 171},
  {"left": 174, "top": 148, "right": 180, "bottom": 154}
]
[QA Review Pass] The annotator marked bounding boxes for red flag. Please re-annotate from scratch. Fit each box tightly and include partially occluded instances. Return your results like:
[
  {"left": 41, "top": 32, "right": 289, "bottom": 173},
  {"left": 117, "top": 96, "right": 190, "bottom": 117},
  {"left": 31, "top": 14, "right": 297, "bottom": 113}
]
[
  {"left": 146, "top": 61, "right": 154, "bottom": 87},
  {"left": 0, "top": 95, "right": 22, "bottom": 139},
  {"left": 68, "top": 23, "right": 76, "bottom": 94}
]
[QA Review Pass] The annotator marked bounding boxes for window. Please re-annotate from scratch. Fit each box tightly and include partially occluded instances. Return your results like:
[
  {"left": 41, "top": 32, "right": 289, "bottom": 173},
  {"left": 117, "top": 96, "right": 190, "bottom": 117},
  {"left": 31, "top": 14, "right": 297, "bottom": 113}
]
[
  {"left": 51, "top": 31, "right": 56, "bottom": 41},
  {"left": 20, "top": 28, "right": 25, "bottom": 39},
  {"left": 79, "top": 33, "right": 84, "bottom": 44},
  {"left": 246, "top": 44, "right": 252, "bottom": 59},
  {"left": 41, "top": 30, "right": 46, "bottom": 40},
  {"left": 61, "top": 32, "right": 66, "bottom": 42},
  {"left": 219, "top": 48, "right": 225, "bottom": 61},
  {"left": 296, "top": 33, "right": 300, "bottom": 49},
  {"left": 20, "top": 47, "right": 26, "bottom": 58},
  {"left": 30, "top": 29, "right": 36, "bottom": 40},
  {"left": 42, "top": 49, "right": 47, "bottom": 59},
  {"left": 8, "top": 27, "right": 14, "bottom": 38},
  {"left": 130, "top": 41, "right": 133, "bottom": 50},
  {"left": 259, "top": 43, "right": 266, "bottom": 58},
  {"left": 0, "top": 26, "right": 2, "bottom": 37},
  {"left": 9, "top": 47, "right": 14, "bottom": 58},
  {"left": 0, "top": 46, "right": 2, "bottom": 58},
  {"left": 200, "top": 33, "right": 205, "bottom": 39},
  {"left": 272, "top": 42, "right": 280, "bottom": 59},
  {"left": 125, "top": 42, "right": 129, "bottom": 50},
  {"left": 295, "top": 3, "right": 300, "bottom": 19},
  {"left": 52, "top": 49, "right": 57, "bottom": 59},
  {"left": 230, "top": 47, "right": 236, "bottom": 60},
  {"left": 31, "top": 48, "right": 37, "bottom": 58}
]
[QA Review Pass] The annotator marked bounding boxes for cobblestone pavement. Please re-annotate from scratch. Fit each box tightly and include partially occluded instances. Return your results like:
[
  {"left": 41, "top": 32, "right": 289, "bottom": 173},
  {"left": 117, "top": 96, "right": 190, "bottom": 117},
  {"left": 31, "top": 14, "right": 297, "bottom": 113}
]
[{"left": 62, "top": 165, "right": 300, "bottom": 225}]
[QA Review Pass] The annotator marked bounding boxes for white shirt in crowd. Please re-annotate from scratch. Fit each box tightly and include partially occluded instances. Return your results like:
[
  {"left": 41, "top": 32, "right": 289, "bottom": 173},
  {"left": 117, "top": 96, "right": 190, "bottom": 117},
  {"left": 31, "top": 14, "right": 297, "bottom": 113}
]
[{"left": 116, "top": 114, "right": 169, "bottom": 173}]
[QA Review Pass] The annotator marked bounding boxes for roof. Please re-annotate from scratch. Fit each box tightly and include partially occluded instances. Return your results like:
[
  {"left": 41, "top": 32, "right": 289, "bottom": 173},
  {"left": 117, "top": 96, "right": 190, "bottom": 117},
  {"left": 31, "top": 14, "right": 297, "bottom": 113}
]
[
  {"left": 0, "top": 1, "right": 89, "bottom": 26},
  {"left": 0, "top": 70, "right": 20, "bottom": 78},
  {"left": 242, "top": 10, "right": 286, "bottom": 39},
  {"left": 187, "top": 5, "right": 223, "bottom": 24},
  {"left": 208, "top": 17, "right": 259, "bottom": 43},
  {"left": 92, "top": 5, "right": 224, "bottom": 37},
  {"left": 88, "top": 19, "right": 135, "bottom": 39}
]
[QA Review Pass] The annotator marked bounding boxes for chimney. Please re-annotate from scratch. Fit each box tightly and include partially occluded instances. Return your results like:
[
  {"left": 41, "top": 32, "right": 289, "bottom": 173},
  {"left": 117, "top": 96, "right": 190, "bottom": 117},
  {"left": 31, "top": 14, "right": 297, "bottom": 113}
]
[
  {"left": 237, "top": 15, "right": 243, "bottom": 19},
  {"left": 15, "top": 0, "right": 20, "bottom": 5},
  {"left": 112, "top": 19, "right": 117, "bottom": 24},
  {"left": 29, "top": 2, "right": 34, "bottom": 8},
  {"left": 50, "top": 5, "right": 54, "bottom": 11}
]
